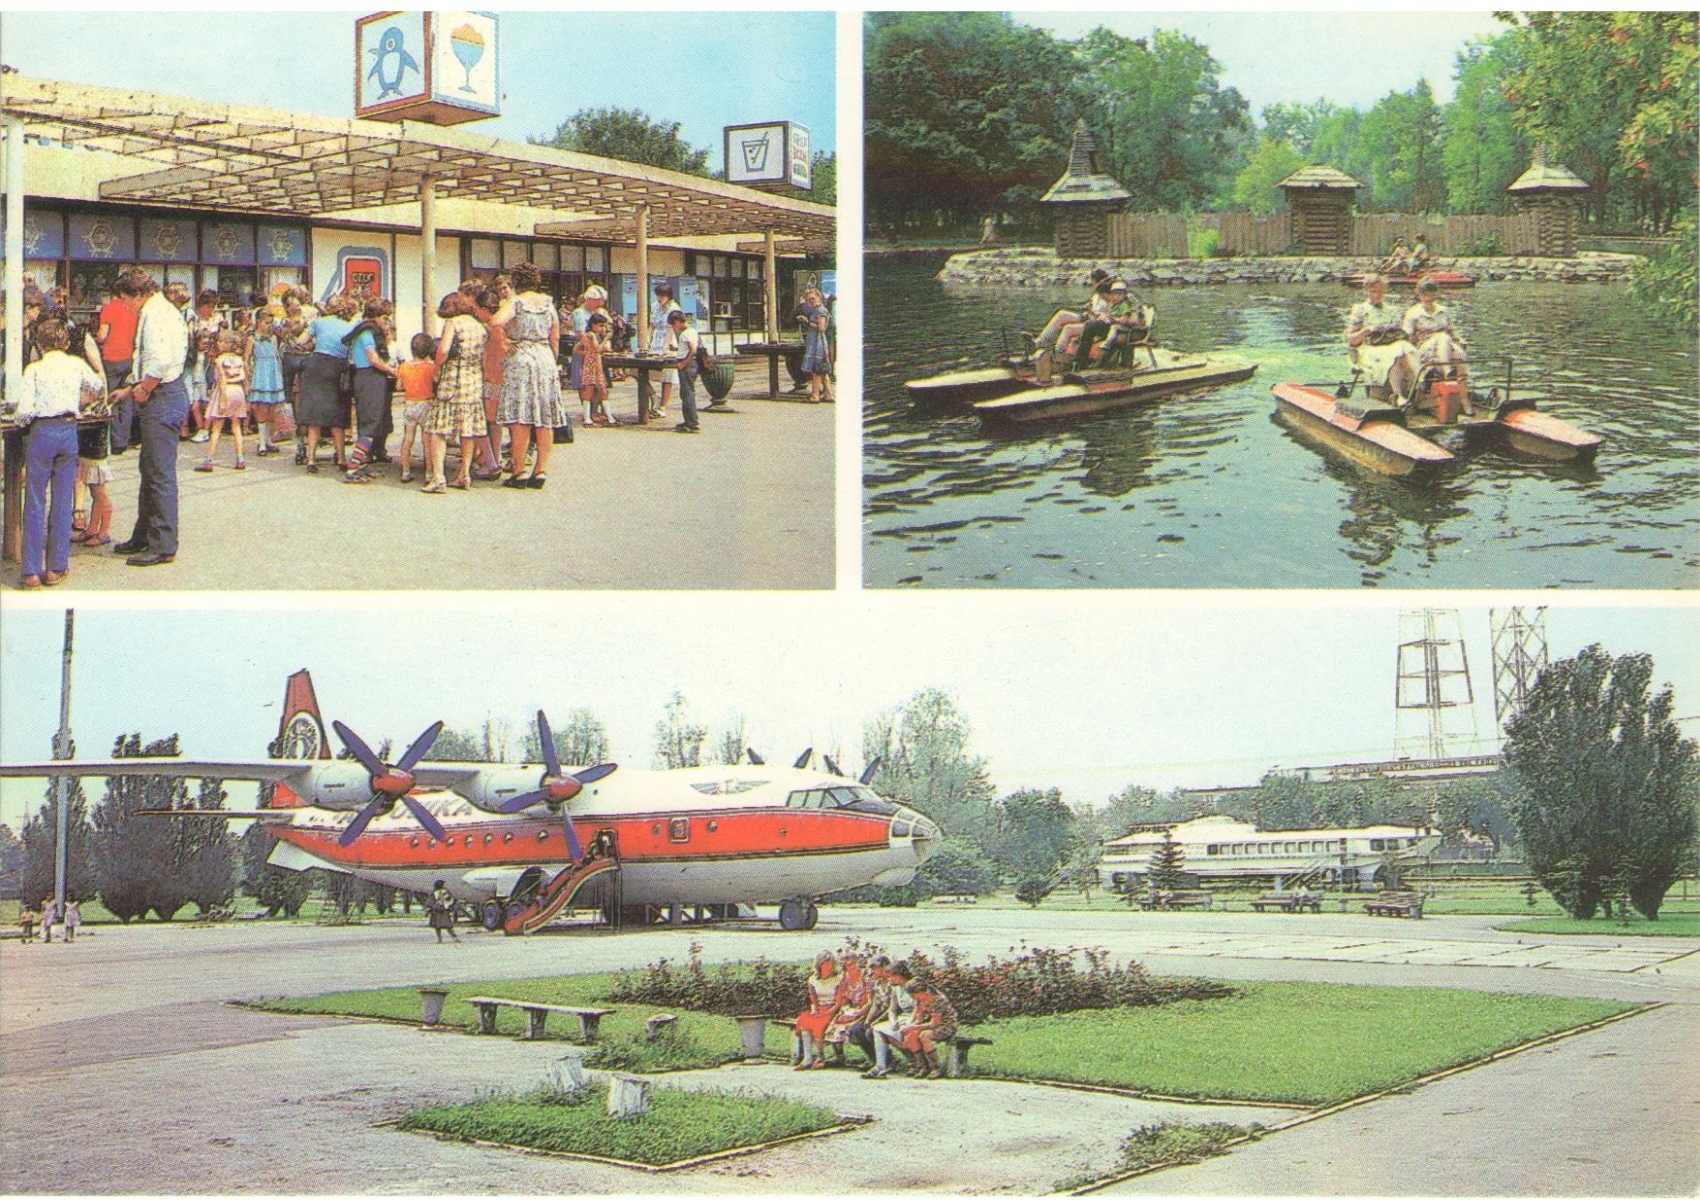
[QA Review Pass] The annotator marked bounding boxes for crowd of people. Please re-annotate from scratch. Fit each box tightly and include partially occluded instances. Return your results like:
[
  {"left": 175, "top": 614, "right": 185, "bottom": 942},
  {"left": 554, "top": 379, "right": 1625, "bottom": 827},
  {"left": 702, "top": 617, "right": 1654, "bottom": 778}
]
[
  {"left": 3, "top": 263, "right": 732, "bottom": 587},
  {"left": 791, "top": 950, "right": 959, "bottom": 1080},
  {"left": 1345, "top": 274, "right": 1470, "bottom": 407}
]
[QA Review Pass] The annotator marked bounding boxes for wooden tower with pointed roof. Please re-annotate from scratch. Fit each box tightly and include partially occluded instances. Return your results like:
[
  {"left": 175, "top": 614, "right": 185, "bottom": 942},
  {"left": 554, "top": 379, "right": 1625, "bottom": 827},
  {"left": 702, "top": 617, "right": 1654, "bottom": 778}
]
[
  {"left": 1041, "top": 121, "right": 1131, "bottom": 259},
  {"left": 1507, "top": 145, "right": 1589, "bottom": 257},
  {"left": 1277, "top": 165, "right": 1361, "bottom": 256}
]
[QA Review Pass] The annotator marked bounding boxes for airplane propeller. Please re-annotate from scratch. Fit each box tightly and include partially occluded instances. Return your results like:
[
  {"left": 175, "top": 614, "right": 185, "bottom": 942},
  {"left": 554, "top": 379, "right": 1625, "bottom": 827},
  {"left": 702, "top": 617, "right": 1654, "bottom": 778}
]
[
  {"left": 494, "top": 711, "right": 618, "bottom": 859},
  {"left": 859, "top": 757, "right": 882, "bottom": 786},
  {"left": 333, "top": 719, "right": 450, "bottom": 847},
  {"left": 793, "top": 748, "right": 813, "bottom": 770}
]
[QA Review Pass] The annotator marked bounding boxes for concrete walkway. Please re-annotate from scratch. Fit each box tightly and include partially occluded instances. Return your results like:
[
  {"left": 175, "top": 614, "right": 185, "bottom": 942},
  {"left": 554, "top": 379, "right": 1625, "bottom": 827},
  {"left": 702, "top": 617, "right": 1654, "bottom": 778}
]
[
  {"left": 2, "top": 909, "right": 1696, "bottom": 1195},
  {"left": 8, "top": 363, "right": 834, "bottom": 591}
]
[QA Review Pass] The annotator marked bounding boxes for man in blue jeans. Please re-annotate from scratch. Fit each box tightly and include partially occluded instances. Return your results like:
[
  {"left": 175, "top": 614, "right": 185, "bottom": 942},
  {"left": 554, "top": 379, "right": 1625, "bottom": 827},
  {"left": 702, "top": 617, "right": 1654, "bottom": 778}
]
[{"left": 109, "top": 268, "right": 188, "bottom": 567}]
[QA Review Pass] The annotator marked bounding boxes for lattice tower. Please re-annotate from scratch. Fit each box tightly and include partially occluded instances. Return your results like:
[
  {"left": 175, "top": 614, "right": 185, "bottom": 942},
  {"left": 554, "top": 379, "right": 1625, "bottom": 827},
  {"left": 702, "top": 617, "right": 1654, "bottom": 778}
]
[
  {"left": 1490, "top": 607, "right": 1549, "bottom": 731},
  {"left": 1394, "top": 609, "right": 1480, "bottom": 760}
]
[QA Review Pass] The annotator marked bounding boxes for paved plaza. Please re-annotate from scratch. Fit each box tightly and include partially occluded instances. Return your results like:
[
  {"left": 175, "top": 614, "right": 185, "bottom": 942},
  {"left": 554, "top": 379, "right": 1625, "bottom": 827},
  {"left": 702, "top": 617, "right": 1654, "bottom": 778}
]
[
  {"left": 3, "top": 905, "right": 1697, "bottom": 1195},
  {"left": 7, "top": 366, "right": 835, "bottom": 592}
]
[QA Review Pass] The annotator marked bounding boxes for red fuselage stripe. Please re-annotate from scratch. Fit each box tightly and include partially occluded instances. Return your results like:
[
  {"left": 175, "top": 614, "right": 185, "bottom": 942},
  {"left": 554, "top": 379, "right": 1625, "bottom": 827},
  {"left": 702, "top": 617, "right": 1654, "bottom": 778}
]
[{"left": 270, "top": 808, "right": 891, "bottom": 870}]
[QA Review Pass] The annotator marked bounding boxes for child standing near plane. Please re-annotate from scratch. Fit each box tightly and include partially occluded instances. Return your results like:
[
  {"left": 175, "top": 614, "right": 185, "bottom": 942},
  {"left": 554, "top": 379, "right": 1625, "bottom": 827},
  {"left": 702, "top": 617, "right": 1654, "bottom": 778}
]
[
  {"left": 63, "top": 895, "right": 81, "bottom": 942},
  {"left": 39, "top": 895, "right": 57, "bottom": 944}
]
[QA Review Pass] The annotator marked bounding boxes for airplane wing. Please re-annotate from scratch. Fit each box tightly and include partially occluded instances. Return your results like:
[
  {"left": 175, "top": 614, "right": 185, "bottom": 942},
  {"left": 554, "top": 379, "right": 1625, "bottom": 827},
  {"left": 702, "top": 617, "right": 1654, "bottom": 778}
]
[{"left": 0, "top": 759, "right": 492, "bottom": 789}]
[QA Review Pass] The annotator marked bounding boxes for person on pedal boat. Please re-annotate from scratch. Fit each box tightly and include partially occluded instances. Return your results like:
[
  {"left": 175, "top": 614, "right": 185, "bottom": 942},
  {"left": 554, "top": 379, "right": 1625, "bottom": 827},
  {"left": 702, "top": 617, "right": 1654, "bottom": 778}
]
[
  {"left": 1345, "top": 276, "right": 1419, "bottom": 403},
  {"left": 1085, "top": 282, "right": 1152, "bottom": 367},
  {"left": 1402, "top": 277, "right": 1472, "bottom": 413},
  {"left": 1032, "top": 269, "right": 1112, "bottom": 383}
]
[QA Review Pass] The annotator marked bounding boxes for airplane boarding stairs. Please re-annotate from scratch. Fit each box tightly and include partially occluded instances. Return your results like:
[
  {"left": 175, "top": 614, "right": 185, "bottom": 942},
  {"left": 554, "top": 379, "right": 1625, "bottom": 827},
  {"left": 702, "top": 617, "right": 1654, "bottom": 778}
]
[{"left": 502, "top": 856, "right": 620, "bottom": 936}]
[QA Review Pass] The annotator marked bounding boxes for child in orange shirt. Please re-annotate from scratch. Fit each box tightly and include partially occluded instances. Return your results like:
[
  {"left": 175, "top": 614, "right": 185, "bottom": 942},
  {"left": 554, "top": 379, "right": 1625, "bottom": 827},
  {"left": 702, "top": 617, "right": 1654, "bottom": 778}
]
[{"left": 395, "top": 332, "right": 438, "bottom": 484}]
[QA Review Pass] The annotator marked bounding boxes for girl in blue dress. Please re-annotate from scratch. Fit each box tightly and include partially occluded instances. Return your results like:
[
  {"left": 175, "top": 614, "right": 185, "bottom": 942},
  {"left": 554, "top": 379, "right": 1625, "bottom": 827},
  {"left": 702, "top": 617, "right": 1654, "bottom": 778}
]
[{"left": 248, "top": 310, "right": 287, "bottom": 456}]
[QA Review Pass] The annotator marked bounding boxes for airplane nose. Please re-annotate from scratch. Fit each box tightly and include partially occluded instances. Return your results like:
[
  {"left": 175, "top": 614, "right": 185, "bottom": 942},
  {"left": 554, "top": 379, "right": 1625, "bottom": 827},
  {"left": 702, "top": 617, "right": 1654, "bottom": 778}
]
[{"left": 889, "top": 809, "right": 941, "bottom": 862}]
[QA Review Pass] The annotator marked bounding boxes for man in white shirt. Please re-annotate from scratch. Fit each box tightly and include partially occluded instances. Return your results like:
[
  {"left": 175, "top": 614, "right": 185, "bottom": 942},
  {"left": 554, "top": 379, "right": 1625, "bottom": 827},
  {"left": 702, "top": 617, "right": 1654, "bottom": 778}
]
[
  {"left": 665, "top": 309, "right": 701, "bottom": 434},
  {"left": 110, "top": 268, "right": 189, "bottom": 567}
]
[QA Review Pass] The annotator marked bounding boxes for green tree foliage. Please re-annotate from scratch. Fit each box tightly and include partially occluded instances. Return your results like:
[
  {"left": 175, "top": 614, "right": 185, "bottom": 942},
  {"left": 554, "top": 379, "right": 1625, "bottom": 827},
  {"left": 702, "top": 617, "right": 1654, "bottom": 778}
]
[
  {"left": 1442, "top": 39, "right": 1527, "bottom": 214},
  {"left": 806, "top": 152, "right": 836, "bottom": 206},
  {"left": 653, "top": 690, "right": 707, "bottom": 769},
  {"left": 864, "top": 12, "right": 1080, "bottom": 228},
  {"left": 20, "top": 779, "right": 95, "bottom": 911},
  {"left": 713, "top": 716, "right": 747, "bottom": 768},
  {"left": 1498, "top": 12, "right": 1698, "bottom": 227},
  {"left": 427, "top": 718, "right": 511, "bottom": 764},
  {"left": 1147, "top": 830, "right": 1188, "bottom": 890},
  {"left": 1076, "top": 28, "right": 1251, "bottom": 211},
  {"left": 1260, "top": 99, "right": 1341, "bottom": 156},
  {"left": 537, "top": 107, "right": 712, "bottom": 176},
  {"left": 916, "top": 836, "right": 998, "bottom": 897},
  {"left": 176, "top": 777, "right": 238, "bottom": 917},
  {"left": 0, "top": 823, "right": 22, "bottom": 898},
  {"left": 1630, "top": 212, "right": 1698, "bottom": 332},
  {"left": 89, "top": 734, "right": 183, "bottom": 921},
  {"left": 987, "top": 787, "right": 1075, "bottom": 901},
  {"left": 1504, "top": 645, "right": 1699, "bottom": 920},
  {"left": 1232, "top": 137, "right": 1307, "bottom": 214},
  {"left": 862, "top": 688, "right": 997, "bottom": 841},
  {"left": 521, "top": 708, "right": 610, "bottom": 767},
  {"left": 1252, "top": 769, "right": 1320, "bottom": 831},
  {"left": 240, "top": 823, "right": 311, "bottom": 918},
  {"left": 1356, "top": 80, "right": 1447, "bottom": 211}
]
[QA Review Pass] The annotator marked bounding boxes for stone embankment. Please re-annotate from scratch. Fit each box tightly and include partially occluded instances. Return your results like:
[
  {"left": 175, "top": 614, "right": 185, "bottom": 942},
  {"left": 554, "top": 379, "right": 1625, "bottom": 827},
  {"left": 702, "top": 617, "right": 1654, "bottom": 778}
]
[{"left": 937, "top": 248, "right": 1642, "bottom": 288}]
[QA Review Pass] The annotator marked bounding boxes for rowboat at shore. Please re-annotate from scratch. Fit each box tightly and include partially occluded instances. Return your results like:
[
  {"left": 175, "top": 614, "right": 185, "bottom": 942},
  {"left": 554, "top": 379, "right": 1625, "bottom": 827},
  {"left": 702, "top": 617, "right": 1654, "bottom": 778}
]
[
  {"left": 1272, "top": 364, "right": 1601, "bottom": 479},
  {"left": 907, "top": 345, "right": 1257, "bottom": 426}
]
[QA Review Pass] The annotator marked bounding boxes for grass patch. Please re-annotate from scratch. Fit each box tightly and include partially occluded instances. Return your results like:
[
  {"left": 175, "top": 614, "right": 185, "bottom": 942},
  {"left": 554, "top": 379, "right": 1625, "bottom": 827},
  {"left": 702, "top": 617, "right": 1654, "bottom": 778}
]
[
  {"left": 399, "top": 1083, "right": 843, "bottom": 1166},
  {"left": 251, "top": 973, "right": 793, "bottom": 1072},
  {"left": 1056, "top": 1122, "right": 1254, "bottom": 1192},
  {"left": 1496, "top": 913, "right": 1700, "bottom": 938},
  {"left": 969, "top": 982, "right": 1634, "bottom": 1106}
]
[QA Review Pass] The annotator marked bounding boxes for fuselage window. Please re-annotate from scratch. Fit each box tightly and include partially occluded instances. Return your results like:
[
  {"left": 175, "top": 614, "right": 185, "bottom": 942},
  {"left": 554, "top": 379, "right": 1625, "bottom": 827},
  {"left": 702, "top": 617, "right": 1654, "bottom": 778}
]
[
  {"left": 891, "top": 819, "right": 913, "bottom": 839},
  {"left": 669, "top": 818, "right": 690, "bottom": 842},
  {"left": 1370, "top": 838, "right": 1384, "bottom": 851},
  {"left": 785, "top": 791, "right": 808, "bottom": 809},
  {"left": 804, "top": 791, "right": 826, "bottom": 810},
  {"left": 827, "top": 787, "right": 860, "bottom": 807},
  {"left": 1207, "top": 844, "right": 1219, "bottom": 856}
]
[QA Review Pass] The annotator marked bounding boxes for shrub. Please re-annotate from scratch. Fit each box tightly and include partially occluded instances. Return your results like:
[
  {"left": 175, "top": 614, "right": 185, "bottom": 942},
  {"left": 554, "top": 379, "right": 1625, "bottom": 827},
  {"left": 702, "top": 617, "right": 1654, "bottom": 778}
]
[
  {"left": 1457, "top": 233, "right": 1503, "bottom": 256},
  {"left": 1188, "top": 227, "right": 1220, "bottom": 259},
  {"left": 607, "top": 939, "right": 1233, "bottom": 1027},
  {"left": 1630, "top": 213, "right": 1697, "bottom": 332}
]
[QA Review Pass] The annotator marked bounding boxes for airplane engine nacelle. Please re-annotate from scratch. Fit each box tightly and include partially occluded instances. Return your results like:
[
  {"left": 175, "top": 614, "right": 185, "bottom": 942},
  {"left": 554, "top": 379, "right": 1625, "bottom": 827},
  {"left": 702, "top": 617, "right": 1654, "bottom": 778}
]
[
  {"left": 460, "top": 767, "right": 550, "bottom": 813},
  {"left": 292, "top": 762, "right": 381, "bottom": 810}
]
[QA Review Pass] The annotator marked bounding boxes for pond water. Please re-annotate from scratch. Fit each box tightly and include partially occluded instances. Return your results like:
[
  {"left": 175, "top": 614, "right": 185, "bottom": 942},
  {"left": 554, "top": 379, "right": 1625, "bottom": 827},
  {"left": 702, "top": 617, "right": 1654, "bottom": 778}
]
[{"left": 864, "top": 255, "right": 1698, "bottom": 589}]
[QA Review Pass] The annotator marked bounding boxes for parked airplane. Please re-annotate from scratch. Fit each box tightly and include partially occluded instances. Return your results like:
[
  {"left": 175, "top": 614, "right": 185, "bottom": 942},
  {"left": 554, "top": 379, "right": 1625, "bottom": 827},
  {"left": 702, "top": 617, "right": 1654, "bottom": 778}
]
[
  {"left": 0, "top": 671, "right": 941, "bottom": 934},
  {"left": 1100, "top": 814, "right": 1442, "bottom": 893}
]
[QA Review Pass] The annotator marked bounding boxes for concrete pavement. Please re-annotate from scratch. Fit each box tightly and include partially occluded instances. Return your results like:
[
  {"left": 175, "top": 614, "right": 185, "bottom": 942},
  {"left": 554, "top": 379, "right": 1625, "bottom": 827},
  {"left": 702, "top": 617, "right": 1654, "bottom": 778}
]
[
  {"left": 2, "top": 906, "right": 1696, "bottom": 1195},
  {"left": 7, "top": 364, "right": 834, "bottom": 591}
]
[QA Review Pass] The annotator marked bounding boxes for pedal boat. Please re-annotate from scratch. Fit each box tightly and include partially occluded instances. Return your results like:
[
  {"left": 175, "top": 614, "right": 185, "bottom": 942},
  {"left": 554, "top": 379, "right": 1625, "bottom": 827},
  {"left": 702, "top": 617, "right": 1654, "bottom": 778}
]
[
  {"left": 1273, "top": 370, "right": 1601, "bottom": 478},
  {"left": 907, "top": 346, "right": 1257, "bottom": 424}
]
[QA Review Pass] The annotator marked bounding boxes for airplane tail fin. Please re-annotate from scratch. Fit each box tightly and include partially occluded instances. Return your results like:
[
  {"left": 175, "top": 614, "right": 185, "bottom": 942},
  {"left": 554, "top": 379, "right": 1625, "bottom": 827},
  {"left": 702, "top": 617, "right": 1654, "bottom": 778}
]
[{"left": 267, "top": 670, "right": 331, "bottom": 808}]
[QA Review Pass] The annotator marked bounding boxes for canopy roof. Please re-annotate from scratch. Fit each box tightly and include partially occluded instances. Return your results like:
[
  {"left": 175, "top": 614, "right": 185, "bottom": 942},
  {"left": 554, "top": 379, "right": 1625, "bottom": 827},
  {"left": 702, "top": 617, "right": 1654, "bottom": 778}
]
[
  {"left": 1507, "top": 145, "right": 1588, "bottom": 194},
  {"left": 1041, "top": 120, "right": 1131, "bottom": 207},
  {"left": 0, "top": 75, "right": 834, "bottom": 248}
]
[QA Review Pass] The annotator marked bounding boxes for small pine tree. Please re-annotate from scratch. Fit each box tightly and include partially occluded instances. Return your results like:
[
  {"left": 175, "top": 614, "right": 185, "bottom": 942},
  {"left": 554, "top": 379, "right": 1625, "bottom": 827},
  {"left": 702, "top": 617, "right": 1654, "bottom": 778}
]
[{"left": 1148, "top": 830, "right": 1187, "bottom": 891}]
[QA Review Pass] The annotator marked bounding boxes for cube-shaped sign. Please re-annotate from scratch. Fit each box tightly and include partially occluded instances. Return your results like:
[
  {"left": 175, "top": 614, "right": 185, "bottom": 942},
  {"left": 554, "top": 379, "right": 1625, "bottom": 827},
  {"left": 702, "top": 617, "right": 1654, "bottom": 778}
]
[
  {"left": 724, "top": 122, "right": 811, "bottom": 191},
  {"left": 356, "top": 11, "right": 499, "bottom": 125}
]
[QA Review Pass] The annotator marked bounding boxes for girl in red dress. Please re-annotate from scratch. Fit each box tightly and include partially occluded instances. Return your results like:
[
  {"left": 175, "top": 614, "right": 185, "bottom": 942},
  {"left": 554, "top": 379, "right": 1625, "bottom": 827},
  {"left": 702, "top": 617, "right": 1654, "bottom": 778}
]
[{"left": 792, "top": 951, "right": 842, "bottom": 1070}]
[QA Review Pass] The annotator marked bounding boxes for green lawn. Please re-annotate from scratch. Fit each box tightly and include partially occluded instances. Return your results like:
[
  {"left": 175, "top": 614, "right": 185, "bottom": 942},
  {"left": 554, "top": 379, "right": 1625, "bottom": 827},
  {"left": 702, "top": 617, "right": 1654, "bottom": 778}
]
[
  {"left": 254, "top": 975, "right": 1633, "bottom": 1107},
  {"left": 400, "top": 1083, "right": 843, "bottom": 1166},
  {"left": 1497, "top": 913, "right": 1700, "bottom": 938},
  {"left": 969, "top": 983, "right": 1634, "bottom": 1106}
]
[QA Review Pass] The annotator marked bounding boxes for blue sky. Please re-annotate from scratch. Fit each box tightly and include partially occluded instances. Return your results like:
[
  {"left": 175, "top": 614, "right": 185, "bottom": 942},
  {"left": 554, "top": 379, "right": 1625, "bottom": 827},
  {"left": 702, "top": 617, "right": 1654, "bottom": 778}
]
[
  {"left": 3, "top": 600, "right": 1695, "bottom": 829},
  {"left": 1012, "top": 11, "right": 1510, "bottom": 115},
  {"left": 0, "top": 11, "right": 835, "bottom": 164}
]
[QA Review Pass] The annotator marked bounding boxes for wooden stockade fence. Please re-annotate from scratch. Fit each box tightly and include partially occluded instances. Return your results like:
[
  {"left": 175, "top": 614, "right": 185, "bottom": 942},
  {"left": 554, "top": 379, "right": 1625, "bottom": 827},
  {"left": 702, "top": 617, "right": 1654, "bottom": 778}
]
[
  {"left": 1105, "top": 212, "right": 1188, "bottom": 259},
  {"left": 1101, "top": 211, "right": 1544, "bottom": 259}
]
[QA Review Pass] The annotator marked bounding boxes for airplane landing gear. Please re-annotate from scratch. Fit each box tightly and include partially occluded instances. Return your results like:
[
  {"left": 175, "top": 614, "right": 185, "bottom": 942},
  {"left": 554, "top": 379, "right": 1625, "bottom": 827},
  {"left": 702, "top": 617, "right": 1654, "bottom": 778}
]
[{"left": 778, "top": 899, "right": 819, "bottom": 931}]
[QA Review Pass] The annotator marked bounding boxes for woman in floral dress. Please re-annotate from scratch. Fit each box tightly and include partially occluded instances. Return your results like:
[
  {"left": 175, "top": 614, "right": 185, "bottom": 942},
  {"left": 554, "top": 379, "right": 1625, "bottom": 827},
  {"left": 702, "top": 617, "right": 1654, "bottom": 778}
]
[
  {"left": 422, "top": 292, "right": 488, "bottom": 493},
  {"left": 493, "top": 261, "right": 564, "bottom": 490}
]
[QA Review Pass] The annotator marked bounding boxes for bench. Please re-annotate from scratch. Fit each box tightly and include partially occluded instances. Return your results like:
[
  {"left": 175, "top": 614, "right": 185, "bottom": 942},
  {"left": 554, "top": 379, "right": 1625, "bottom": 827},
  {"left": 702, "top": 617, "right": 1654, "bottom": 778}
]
[
  {"left": 1251, "top": 891, "right": 1322, "bottom": 914},
  {"left": 462, "top": 997, "right": 616, "bottom": 1041},
  {"left": 1363, "top": 892, "right": 1425, "bottom": 919},
  {"left": 944, "top": 1035, "right": 993, "bottom": 1078},
  {"left": 1139, "top": 890, "right": 1214, "bottom": 911}
]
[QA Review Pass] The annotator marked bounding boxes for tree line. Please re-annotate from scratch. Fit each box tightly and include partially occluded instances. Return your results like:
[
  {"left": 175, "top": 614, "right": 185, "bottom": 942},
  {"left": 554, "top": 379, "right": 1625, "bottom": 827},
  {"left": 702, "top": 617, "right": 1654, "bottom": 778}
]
[
  {"left": 9, "top": 649, "right": 1692, "bottom": 923},
  {"left": 865, "top": 12, "right": 1696, "bottom": 232}
]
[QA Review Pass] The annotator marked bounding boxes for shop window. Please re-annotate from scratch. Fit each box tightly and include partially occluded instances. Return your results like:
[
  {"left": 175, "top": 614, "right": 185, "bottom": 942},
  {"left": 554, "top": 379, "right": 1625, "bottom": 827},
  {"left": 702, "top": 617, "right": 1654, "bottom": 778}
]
[
  {"left": 501, "top": 239, "right": 529, "bottom": 269},
  {"left": 469, "top": 238, "right": 500, "bottom": 270},
  {"left": 731, "top": 259, "right": 745, "bottom": 280},
  {"left": 585, "top": 246, "right": 606, "bottom": 273},
  {"left": 559, "top": 244, "right": 585, "bottom": 272},
  {"left": 531, "top": 243, "right": 559, "bottom": 271}
]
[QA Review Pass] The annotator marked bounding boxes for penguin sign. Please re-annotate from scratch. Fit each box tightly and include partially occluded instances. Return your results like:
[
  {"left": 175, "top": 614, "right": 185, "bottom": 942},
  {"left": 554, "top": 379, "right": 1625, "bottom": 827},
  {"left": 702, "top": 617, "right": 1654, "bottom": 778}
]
[{"left": 355, "top": 11, "right": 501, "bottom": 126}]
